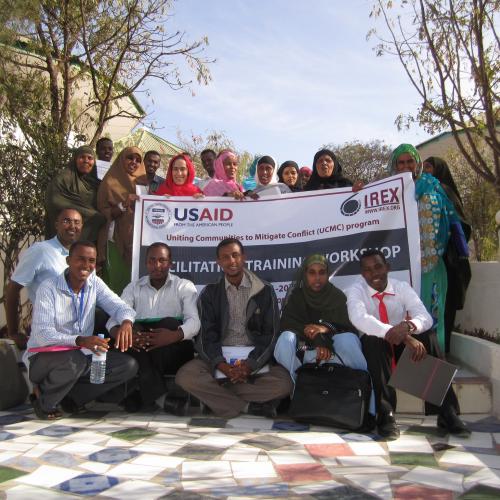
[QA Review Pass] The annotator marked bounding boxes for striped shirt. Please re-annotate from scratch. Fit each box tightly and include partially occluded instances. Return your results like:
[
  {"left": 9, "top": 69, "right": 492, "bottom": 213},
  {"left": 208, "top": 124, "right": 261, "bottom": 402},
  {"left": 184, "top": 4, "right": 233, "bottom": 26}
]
[
  {"left": 223, "top": 271, "right": 252, "bottom": 346},
  {"left": 27, "top": 271, "right": 135, "bottom": 357}
]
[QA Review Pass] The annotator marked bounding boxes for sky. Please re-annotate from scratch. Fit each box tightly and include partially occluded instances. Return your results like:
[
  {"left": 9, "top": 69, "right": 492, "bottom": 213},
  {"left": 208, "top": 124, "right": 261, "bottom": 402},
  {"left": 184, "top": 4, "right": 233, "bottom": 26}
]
[{"left": 140, "top": 0, "right": 432, "bottom": 167}]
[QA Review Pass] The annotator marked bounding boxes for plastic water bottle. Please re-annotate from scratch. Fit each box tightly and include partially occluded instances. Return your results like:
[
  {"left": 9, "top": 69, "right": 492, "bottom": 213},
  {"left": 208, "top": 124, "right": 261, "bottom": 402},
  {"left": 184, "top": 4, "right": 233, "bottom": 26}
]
[{"left": 90, "top": 334, "right": 107, "bottom": 384}]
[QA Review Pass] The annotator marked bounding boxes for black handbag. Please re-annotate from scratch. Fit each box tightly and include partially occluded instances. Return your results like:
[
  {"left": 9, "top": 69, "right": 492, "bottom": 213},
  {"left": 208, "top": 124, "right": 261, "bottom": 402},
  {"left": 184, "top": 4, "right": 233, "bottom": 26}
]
[{"left": 289, "top": 361, "right": 372, "bottom": 431}]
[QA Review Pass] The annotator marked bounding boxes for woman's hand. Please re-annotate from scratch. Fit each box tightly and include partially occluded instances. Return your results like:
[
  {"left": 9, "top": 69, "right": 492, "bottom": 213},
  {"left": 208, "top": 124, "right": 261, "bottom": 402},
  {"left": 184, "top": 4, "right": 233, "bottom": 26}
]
[
  {"left": 352, "top": 180, "right": 364, "bottom": 192},
  {"left": 228, "top": 190, "right": 245, "bottom": 200},
  {"left": 303, "top": 323, "right": 329, "bottom": 339},
  {"left": 193, "top": 193, "right": 204, "bottom": 199},
  {"left": 316, "top": 346, "right": 331, "bottom": 362}
]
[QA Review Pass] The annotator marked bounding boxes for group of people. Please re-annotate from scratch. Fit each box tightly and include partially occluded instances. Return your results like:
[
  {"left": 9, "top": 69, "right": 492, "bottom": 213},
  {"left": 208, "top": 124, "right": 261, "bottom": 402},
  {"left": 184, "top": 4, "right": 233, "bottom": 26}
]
[{"left": 4, "top": 140, "right": 472, "bottom": 441}]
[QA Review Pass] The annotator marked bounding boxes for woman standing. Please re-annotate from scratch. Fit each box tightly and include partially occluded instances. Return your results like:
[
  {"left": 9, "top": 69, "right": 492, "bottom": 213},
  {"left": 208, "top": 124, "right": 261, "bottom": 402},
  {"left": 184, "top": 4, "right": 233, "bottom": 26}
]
[
  {"left": 203, "top": 150, "right": 244, "bottom": 199},
  {"left": 423, "top": 157, "right": 471, "bottom": 353},
  {"left": 304, "top": 149, "right": 353, "bottom": 191},
  {"left": 97, "top": 147, "right": 147, "bottom": 294},
  {"left": 277, "top": 160, "right": 301, "bottom": 192},
  {"left": 389, "top": 144, "right": 467, "bottom": 352},
  {"left": 45, "top": 146, "right": 106, "bottom": 242},
  {"left": 246, "top": 156, "right": 291, "bottom": 198},
  {"left": 156, "top": 154, "right": 203, "bottom": 197}
]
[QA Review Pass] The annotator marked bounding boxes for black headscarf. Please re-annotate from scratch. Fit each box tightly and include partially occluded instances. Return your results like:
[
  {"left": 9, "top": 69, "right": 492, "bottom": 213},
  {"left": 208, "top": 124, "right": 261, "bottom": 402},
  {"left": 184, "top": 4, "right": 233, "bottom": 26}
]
[
  {"left": 424, "top": 157, "right": 464, "bottom": 214},
  {"left": 277, "top": 160, "right": 301, "bottom": 192},
  {"left": 304, "top": 149, "right": 353, "bottom": 191},
  {"left": 280, "top": 254, "right": 357, "bottom": 349},
  {"left": 257, "top": 155, "right": 276, "bottom": 168}
]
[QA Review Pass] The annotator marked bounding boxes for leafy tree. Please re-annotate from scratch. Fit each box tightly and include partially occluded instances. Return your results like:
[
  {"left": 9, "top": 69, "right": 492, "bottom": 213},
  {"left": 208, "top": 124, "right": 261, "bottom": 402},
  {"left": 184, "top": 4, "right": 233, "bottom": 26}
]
[
  {"left": 441, "top": 149, "right": 500, "bottom": 261},
  {"left": 177, "top": 129, "right": 253, "bottom": 181},
  {"left": 0, "top": 0, "right": 212, "bottom": 147},
  {"left": 323, "top": 139, "right": 393, "bottom": 183},
  {"left": 0, "top": 0, "right": 212, "bottom": 319},
  {"left": 369, "top": 0, "right": 500, "bottom": 197}
]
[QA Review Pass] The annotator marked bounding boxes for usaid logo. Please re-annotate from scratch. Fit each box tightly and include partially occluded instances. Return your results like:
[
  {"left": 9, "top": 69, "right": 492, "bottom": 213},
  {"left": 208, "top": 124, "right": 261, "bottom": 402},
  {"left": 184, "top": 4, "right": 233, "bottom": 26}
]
[
  {"left": 145, "top": 203, "right": 171, "bottom": 229},
  {"left": 173, "top": 207, "right": 233, "bottom": 222}
]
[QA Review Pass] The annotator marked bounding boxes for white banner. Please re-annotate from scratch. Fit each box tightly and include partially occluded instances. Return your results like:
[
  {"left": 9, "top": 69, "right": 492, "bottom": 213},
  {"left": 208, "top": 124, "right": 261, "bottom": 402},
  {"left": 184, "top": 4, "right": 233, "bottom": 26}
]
[{"left": 133, "top": 173, "right": 421, "bottom": 306}]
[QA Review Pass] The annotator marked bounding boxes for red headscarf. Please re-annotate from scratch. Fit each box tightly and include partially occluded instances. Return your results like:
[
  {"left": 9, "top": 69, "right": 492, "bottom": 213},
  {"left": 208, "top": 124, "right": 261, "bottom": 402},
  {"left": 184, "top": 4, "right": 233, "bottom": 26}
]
[{"left": 156, "top": 154, "right": 202, "bottom": 196}]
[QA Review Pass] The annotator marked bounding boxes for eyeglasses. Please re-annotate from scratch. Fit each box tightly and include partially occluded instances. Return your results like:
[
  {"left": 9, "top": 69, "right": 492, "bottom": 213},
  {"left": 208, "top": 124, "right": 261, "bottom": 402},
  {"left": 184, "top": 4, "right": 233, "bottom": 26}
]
[{"left": 61, "top": 218, "right": 82, "bottom": 226}]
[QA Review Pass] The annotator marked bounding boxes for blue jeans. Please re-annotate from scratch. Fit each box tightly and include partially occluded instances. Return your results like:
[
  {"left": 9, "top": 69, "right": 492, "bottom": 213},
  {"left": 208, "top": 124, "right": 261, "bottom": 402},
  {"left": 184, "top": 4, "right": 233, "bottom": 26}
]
[{"left": 274, "top": 331, "right": 375, "bottom": 415}]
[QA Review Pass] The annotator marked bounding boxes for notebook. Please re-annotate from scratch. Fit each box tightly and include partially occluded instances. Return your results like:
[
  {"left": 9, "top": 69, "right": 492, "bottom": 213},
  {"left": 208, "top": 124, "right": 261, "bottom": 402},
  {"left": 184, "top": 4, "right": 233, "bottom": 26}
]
[{"left": 388, "top": 346, "right": 458, "bottom": 406}]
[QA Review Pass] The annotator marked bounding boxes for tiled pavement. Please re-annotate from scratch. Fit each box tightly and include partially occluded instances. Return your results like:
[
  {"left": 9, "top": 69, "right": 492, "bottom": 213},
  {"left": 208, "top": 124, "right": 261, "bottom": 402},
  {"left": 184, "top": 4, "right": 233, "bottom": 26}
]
[{"left": 0, "top": 404, "right": 499, "bottom": 499}]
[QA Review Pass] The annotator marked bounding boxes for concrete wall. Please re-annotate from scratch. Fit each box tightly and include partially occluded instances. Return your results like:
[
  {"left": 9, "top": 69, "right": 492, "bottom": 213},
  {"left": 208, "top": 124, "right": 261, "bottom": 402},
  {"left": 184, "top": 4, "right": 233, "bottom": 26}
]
[
  {"left": 451, "top": 332, "right": 500, "bottom": 416},
  {"left": 455, "top": 262, "right": 500, "bottom": 338}
]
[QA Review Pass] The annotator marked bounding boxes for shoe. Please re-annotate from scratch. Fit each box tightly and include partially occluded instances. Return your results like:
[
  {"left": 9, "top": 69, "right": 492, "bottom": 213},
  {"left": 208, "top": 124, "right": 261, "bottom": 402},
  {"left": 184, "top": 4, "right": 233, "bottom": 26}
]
[
  {"left": 377, "top": 411, "right": 400, "bottom": 440},
  {"left": 437, "top": 409, "right": 471, "bottom": 437},
  {"left": 359, "top": 413, "right": 377, "bottom": 433},
  {"left": 247, "top": 400, "right": 278, "bottom": 419},
  {"left": 60, "top": 396, "right": 85, "bottom": 414},
  {"left": 121, "top": 391, "right": 142, "bottom": 413},
  {"left": 164, "top": 397, "right": 188, "bottom": 417}
]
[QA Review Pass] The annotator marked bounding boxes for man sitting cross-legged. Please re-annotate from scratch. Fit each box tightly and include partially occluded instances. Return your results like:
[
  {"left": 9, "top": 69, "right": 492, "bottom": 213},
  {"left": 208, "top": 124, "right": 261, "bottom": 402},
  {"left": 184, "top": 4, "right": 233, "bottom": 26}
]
[
  {"left": 176, "top": 238, "right": 292, "bottom": 419},
  {"left": 345, "top": 249, "right": 470, "bottom": 440},
  {"left": 107, "top": 242, "right": 200, "bottom": 411},
  {"left": 26, "top": 241, "right": 138, "bottom": 420}
]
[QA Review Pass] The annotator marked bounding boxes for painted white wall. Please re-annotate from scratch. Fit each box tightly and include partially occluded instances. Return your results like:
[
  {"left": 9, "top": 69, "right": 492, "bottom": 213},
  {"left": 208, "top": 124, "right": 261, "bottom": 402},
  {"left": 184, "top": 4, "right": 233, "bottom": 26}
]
[
  {"left": 455, "top": 262, "right": 500, "bottom": 338},
  {"left": 451, "top": 332, "right": 500, "bottom": 416}
]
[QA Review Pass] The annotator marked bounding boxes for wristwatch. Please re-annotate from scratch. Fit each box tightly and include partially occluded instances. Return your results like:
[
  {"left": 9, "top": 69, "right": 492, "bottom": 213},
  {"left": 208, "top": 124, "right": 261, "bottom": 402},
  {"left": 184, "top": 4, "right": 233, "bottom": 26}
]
[
  {"left": 405, "top": 320, "right": 417, "bottom": 334},
  {"left": 118, "top": 202, "right": 127, "bottom": 212}
]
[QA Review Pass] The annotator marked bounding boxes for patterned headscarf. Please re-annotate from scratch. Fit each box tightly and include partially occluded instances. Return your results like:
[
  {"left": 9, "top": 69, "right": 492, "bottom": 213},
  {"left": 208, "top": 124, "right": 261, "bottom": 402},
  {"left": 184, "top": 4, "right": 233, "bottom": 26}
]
[{"left": 387, "top": 143, "right": 422, "bottom": 177}]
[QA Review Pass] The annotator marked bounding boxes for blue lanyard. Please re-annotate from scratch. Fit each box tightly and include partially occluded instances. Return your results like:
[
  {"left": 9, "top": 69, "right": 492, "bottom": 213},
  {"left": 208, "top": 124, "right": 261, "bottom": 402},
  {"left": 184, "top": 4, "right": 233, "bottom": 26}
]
[{"left": 69, "top": 284, "right": 85, "bottom": 333}]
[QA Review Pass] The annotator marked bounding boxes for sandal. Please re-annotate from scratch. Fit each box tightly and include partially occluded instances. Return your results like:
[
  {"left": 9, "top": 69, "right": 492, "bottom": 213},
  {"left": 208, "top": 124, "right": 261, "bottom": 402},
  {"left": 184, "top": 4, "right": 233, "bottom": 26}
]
[{"left": 29, "top": 393, "right": 63, "bottom": 420}]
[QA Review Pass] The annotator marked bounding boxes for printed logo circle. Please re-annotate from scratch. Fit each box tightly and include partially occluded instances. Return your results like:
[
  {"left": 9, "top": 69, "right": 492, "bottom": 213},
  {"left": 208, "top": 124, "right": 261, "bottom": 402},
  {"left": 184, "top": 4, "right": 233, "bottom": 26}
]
[
  {"left": 340, "top": 198, "right": 361, "bottom": 216},
  {"left": 145, "top": 203, "right": 171, "bottom": 229}
]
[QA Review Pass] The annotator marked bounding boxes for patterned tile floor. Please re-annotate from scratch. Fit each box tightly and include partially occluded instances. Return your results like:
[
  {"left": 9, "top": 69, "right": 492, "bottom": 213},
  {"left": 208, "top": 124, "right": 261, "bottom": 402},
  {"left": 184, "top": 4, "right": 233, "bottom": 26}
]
[{"left": 0, "top": 403, "right": 499, "bottom": 499}]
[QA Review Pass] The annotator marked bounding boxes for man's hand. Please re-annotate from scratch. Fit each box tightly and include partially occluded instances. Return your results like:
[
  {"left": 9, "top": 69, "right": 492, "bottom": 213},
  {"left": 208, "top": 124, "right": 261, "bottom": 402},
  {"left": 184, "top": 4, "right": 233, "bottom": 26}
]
[
  {"left": 230, "top": 360, "right": 252, "bottom": 383},
  {"left": 140, "top": 328, "right": 183, "bottom": 352},
  {"left": 303, "top": 324, "right": 329, "bottom": 340},
  {"left": 384, "top": 322, "right": 410, "bottom": 345},
  {"left": 76, "top": 335, "right": 109, "bottom": 354},
  {"left": 216, "top": 361, "right": 235, "bottom": 380},
  {"left": 215, "top": 360, "right": 251, "bottom": 383},
  {"left": 404, "top": 335, "right": 427, "bottom": 362},
  {"left": 115, "top": 320, "right": 133, "bottom": 352},
  {"left": 315, "top": 346, "right": 331, "bottom": 362}
]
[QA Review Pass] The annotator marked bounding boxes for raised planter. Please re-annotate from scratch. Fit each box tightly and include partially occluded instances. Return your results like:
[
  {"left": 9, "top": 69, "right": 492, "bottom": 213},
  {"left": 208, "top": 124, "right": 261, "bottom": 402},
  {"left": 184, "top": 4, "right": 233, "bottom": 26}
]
[{"left": 451, "top": 331, "right": 500, "bottom": 416}]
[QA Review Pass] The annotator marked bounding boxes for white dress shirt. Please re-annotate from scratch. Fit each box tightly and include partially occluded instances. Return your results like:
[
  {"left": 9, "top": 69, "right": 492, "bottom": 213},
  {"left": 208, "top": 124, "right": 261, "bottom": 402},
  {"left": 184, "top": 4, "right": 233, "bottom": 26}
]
[
  {"left": 106, "top": 273, "right": 201, "bottom": 340},
  {"left": 27, "top": 271, "right": 135, "bottom": 356},
  {"left": 11, "top": 236, "right": 69, "bottom": 303},
  {"left": 345, "top": 277, "right": 433, "bottom": 339}
]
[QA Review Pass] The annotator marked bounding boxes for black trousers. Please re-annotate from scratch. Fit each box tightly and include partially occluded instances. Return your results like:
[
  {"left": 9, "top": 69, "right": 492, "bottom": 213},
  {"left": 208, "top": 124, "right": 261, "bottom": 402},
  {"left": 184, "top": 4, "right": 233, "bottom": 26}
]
[
  {"left": 361, "top": 330, "right": 459, "bottom": 417},
  {"left": 128, "top": 340, "right": 194, "bottom": 405}
]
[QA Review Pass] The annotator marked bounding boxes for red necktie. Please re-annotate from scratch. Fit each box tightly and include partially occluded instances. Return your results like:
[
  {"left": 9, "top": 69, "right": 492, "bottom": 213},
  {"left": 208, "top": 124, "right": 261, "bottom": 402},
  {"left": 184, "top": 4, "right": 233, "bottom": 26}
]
[{"left": 373, "top": 292, "right": 396, "bottom": 371}]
